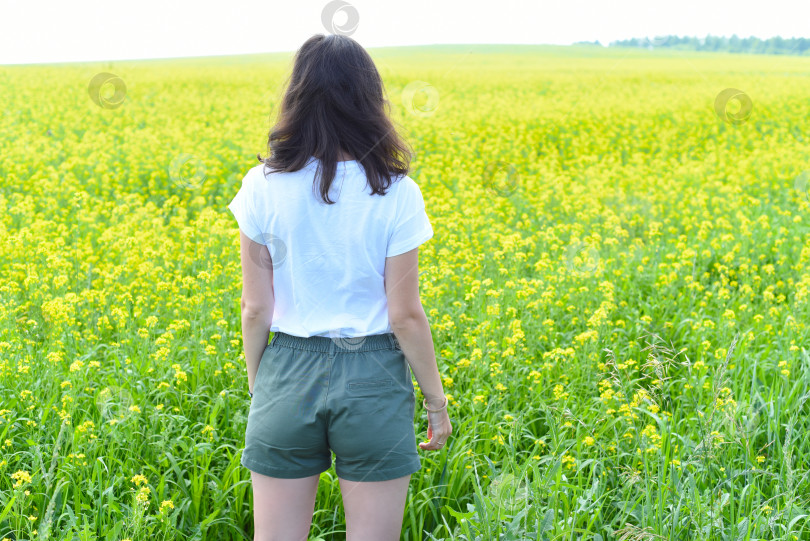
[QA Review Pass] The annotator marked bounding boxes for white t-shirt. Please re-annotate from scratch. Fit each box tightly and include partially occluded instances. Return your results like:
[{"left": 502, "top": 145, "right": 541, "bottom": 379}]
[{"left": 227, "top": 156, "right": 434, "bottom": 338}]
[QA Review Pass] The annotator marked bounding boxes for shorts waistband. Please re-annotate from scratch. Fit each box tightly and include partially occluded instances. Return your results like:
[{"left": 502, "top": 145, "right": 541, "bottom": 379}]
[{"left": 270, "top": 331, "right": 400, "bottom": 353}]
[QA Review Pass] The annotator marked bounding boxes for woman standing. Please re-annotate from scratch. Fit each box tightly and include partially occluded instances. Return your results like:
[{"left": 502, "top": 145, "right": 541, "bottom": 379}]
[{"left": 228, "top": 33, "right": 452, "bottom": 541}]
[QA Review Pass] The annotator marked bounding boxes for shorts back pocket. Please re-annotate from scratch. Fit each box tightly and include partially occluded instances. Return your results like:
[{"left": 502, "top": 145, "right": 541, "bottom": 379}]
[{"left": 346, "top": 377, "right": 394, "bottom": 394}]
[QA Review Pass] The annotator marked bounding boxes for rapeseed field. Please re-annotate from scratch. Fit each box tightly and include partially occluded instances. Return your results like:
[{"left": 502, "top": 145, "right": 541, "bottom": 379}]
[{"left": 2, "top": 44, "right": 810, "bottom": 539}]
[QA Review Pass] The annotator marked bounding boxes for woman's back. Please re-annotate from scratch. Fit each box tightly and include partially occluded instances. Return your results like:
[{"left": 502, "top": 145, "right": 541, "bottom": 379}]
[{"left": 228, "top": 155, "right": 433, "bottom": 338}]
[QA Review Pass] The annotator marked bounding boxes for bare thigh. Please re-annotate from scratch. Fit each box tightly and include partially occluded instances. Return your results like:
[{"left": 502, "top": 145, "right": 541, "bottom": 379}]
[
  {"left": 339, "top": 473, "right": 411, "bottom": 541},
  {"left": 251, "top": 471, "right": 320, "bottom": 541}
]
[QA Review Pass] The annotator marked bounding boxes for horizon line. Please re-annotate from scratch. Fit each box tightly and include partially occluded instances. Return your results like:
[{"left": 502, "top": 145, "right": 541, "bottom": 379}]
[{"left": 2, "top": 33, "right": 807, "bottom": 67}]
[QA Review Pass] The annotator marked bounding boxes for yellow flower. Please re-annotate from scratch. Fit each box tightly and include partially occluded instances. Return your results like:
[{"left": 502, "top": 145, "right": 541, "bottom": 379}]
[
  {"left": 130, "top": 474, "right": 148, "bottom": 486},
  {"left": 561, "top": 453, "right": 576, "bottom": 469},
  {"left": 584, "top": 436, "right": 595, "bottom": 446},
  {"left": 553, "top": 384, "right": 569, "bottom": 400},
  {"left": 135, "top": 486, "right": 150, "bottom": 505},
  {"left": 11, "top": 470, "right": 32, "bottom": 488}
]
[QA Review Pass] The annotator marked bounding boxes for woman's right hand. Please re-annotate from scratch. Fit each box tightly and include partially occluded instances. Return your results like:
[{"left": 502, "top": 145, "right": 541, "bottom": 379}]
[{"left": 418, "top": 405, "right": 452, "bottom": 451}]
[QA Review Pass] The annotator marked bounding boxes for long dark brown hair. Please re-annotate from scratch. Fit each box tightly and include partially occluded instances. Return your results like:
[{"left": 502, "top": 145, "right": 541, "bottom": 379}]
[{"left": 258, "top": 34, "right": 412, "bottom": 204}]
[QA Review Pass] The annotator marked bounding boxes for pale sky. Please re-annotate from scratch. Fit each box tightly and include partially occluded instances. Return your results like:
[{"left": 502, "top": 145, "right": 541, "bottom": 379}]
[{"left": 1, "top": 0, "right": 807, "bottom": 65}]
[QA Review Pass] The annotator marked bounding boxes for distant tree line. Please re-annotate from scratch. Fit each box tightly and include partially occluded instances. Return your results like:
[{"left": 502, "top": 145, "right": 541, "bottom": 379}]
[{"left": 604, "top": 35, "right": 810, "bottom": 56}]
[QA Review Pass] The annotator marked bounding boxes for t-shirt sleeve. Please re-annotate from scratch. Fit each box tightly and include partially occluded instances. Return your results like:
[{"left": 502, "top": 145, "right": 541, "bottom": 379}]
[
  {"left": 227, "top": 170, "right": 266, "bottom": 244},
  {"left": 386, "top": 178, "right": 434, "bottom": 257}
]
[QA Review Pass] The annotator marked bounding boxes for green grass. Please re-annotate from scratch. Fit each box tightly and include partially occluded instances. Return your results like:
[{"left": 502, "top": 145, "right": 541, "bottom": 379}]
[{"left": 1, "top": 44, "right": 810, "bottom": 540}]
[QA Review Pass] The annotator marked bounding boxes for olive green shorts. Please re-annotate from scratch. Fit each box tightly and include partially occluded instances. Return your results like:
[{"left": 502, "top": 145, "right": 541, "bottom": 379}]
[{"left": 241, "top": 331, "right": 421, "bottom": 482}]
